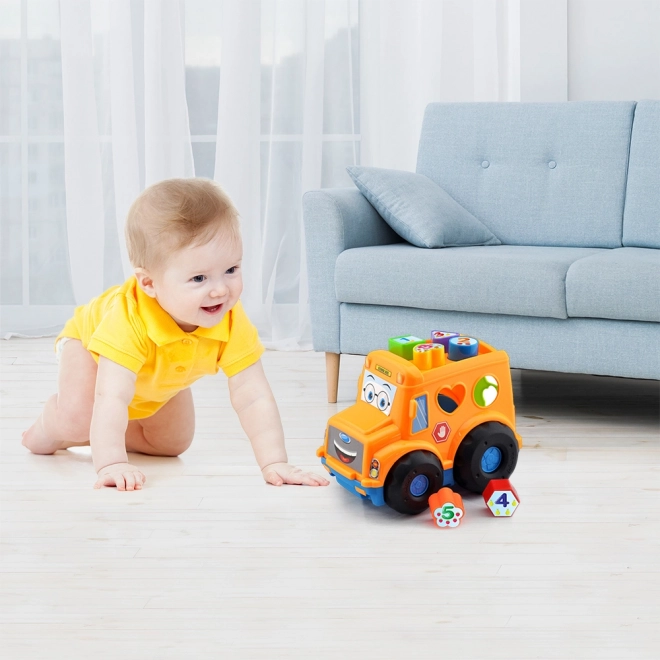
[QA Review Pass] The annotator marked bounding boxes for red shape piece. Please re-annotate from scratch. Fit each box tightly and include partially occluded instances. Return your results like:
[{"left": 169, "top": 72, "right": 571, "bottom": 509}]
[
  {"left": 482, "top": 478, "right": 521, "bottom": 517},
  {"left": 432, "top": 421, "right": 451, "bottom": 443}
]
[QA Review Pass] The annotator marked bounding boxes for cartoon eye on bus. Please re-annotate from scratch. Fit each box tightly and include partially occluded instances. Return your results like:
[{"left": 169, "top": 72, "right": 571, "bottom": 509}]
[{"left": 318, "top": 333, "right": 522, "bottom": 515}]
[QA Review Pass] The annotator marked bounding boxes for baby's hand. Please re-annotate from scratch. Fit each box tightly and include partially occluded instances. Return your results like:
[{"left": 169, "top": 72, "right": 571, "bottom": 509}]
[
  {"left": 261, "top": 462, "right": 330, "bottom": 487},
  {"left": 94, "top": 462, "right": 146, "bottom": 491}
]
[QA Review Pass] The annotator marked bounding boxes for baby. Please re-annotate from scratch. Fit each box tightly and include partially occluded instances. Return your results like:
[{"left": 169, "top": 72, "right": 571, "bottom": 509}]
[{"left": 22, "top": 178, "right": 329, "bottom": 491}]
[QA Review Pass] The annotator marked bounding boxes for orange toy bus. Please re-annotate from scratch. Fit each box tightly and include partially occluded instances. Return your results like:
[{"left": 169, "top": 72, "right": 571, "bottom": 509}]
[{"left": 318, "top": 333, "right": 523, "bottom": 514}]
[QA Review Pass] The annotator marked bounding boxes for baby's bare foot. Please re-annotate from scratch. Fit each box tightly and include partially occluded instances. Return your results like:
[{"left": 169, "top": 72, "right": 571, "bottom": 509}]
[{"left": 21, "top": 419, "right": 61, "bottom": 455}]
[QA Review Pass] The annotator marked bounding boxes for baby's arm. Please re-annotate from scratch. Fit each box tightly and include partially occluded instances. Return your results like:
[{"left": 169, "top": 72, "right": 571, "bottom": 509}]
[
  {"left": 228, "top": 360, "right": 329, "bottom": 487},
  {"left": 91, "top": 356, "right": 145, "bottom": 491}
]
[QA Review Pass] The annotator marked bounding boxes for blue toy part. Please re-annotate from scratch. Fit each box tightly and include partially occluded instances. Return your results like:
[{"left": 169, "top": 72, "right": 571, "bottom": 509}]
[
  {"left": 448, "top": 336, "right": 479, "bottom": 361},
  {"left": 481, "top": 446, "right": 503, "bottom": 473},
  {"left": 322, "top": 458, "right": 455, "bottom": 507},
  {"left": 410, "top": 474, "right": 430, "bottom": 496},
  {"left": 322, "top": 458, "right": 385, "bottom": 506}
]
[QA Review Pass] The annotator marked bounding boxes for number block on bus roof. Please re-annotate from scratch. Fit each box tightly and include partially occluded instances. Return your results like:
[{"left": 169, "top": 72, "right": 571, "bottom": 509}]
[
  {"left": 412, "top": 343, "right": 446, "bottom": 370},
  {"left": 483, "top": 479, "right": 520, "bottom": 517},
  {"left": 448, "top": 336, "right": 479, "bottom": 361},
  {"left": 388, "top": 335, "right": 424, "bottom": 360},
  {"left": 430, "top": 330, "right": 459, "bottom": 349}
]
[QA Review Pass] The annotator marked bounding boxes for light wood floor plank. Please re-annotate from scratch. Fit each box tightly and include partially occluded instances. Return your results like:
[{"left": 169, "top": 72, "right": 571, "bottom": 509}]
[{"left": 1, "top": 337, "right": 659, "bottom": 659}]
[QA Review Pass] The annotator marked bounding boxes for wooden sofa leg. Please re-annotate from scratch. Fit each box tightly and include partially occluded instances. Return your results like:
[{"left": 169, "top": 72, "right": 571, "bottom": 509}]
[{"left": 325, "top": 352, "right": 340, "bottom": 403}]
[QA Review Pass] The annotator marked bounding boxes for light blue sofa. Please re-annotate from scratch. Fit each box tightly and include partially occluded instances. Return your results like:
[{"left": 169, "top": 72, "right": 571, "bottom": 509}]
[{"left": 303, "top": 101, "right": 660, "bottom": 401}]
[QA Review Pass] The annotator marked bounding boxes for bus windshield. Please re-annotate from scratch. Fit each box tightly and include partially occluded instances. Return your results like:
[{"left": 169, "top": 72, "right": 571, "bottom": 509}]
[{"left": 360, "top": 369, "right": 397, "bottom": 416}]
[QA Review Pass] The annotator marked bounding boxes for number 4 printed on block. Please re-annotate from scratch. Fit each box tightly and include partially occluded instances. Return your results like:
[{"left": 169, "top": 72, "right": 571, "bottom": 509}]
[
  {"left": 483, "top": 479, "right": 520, "bottom": 517},
  {"left": 495, "top": 493, "right": 509, "bottom": 508}
]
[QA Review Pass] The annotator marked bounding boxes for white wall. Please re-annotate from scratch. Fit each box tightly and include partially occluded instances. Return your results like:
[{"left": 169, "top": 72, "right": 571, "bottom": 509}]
[
  {"left": 519, "top": 0, "right": 660, "bottom": 102},
  {"left": 520, "top": 0, "right": 568, "bottom": 102},
  {"left": 568, "top": 0, "right": 660, "bottom": 101}
]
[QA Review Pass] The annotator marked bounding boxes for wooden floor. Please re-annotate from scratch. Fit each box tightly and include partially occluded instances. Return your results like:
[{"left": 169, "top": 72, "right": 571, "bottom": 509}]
[{"left": 1, "top": 338, "right": 659, "bottom": 659}]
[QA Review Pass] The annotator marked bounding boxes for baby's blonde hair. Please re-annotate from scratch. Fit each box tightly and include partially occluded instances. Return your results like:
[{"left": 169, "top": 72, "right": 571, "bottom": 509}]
[{"left": 125, "top": 178, "right": 240, "bottom": 271}]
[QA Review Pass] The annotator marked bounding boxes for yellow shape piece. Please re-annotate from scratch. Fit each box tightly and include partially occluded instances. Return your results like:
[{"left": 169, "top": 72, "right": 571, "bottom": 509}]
[
  {"left": 495, "top": 509, "right": 501, "bottom": 515},
  {"left": 505, "top": 509, "right": 510, "bottom": 515},
  {"left": 412, "top": 348, "right": 433, "bottom": 371},
  {"left": 431, "top": 345, "right": 446, "bottom": 368},
  {"left": 512, "top": 501, "right": 517, "bottom": 506},
  {"left": 488, "top": 500, "right": 494, "bottom": 506}
]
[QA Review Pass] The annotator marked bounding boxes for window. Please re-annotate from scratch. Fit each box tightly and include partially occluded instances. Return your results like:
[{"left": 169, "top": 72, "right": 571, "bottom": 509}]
[{"left": 412, "top": 394, "right": 428, "bottom": 433}]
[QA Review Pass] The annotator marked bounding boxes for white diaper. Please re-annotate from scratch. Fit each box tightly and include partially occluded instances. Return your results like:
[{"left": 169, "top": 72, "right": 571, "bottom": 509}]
[{"left": 55, "top": 336, "right": 72, "bottom": 362}]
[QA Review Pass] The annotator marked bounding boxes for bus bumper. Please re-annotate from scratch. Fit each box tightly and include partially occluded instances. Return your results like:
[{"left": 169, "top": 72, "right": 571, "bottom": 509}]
[{"left": 321, "top": 458, "right": 386, "bottom": 507}]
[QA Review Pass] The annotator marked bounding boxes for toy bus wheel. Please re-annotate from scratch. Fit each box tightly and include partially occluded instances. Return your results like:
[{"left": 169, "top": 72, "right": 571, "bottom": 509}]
[
  {"left": 453, "top": 422, "right": 518, "bottom": 493},
  {"left": 384, "top": 450, "right": 443, "bottom": 515}
]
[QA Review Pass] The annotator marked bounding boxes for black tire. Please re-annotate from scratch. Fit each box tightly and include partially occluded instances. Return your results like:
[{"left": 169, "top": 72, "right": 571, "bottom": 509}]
[
  {"left": 384, "top": 450, "right": 444, "bottom": 515},
  {"left": 453, "top": 422, "right": 518, "bottom": 493}
]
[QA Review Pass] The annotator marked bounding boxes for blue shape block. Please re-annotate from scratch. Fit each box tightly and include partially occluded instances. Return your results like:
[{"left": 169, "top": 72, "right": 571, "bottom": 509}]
[{"left": 448, "top": 336, "right": 479, "bottom": 361}]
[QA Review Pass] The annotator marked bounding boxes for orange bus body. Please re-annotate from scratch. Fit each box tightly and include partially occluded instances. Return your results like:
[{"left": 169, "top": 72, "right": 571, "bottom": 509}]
[{"left": 318, "top": 339, "right": 522, "bottom": 507}]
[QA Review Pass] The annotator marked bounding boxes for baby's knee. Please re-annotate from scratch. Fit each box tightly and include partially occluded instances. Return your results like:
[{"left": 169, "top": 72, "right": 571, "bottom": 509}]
[
  {"left": 56, "top": 401, "right": 93, "bottom": 443},
  {"left": 161, "top": 432, "right": 194, "bottom": 457}
]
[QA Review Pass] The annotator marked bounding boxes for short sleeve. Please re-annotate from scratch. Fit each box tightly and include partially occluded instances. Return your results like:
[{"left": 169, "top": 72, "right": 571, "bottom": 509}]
[
  {"left": 86, "top": 293, "right": 149, "bottom": 373},
  {"left": 218, "top": 300, "right": 265, "bottom": 377}
]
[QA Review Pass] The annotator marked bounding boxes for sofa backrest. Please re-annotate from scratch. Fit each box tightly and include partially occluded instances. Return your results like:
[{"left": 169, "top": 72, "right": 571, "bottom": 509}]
[
  {"left": 416, "top": 101, "right": 636, "bottom": 248},
  {"left": 623, "top": 100, "right": 660, "bottom": 249}
]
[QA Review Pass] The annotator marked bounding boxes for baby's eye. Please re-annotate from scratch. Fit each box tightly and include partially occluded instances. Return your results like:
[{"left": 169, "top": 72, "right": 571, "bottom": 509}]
[
  {"left": 191, "top": 275, "right": 206, "bottom": 283},
  {"left": 226, "top": 266, "right": 239, "bottom": 275}
]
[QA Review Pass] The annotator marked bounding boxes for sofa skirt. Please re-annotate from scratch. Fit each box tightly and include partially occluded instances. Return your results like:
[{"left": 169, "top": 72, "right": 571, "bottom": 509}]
[{"left": 339, "top": 303, "right": 660, "bottom": 380}]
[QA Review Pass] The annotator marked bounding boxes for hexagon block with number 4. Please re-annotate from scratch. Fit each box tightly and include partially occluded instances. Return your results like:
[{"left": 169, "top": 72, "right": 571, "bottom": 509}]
[{"left": 483, "top": 478, "right": 520, "bottom": 517}]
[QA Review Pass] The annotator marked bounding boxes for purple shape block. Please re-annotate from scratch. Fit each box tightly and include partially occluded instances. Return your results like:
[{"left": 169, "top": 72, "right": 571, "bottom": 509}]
[{"left": 431, "top": 330, "right": 459, "bottom": 350}]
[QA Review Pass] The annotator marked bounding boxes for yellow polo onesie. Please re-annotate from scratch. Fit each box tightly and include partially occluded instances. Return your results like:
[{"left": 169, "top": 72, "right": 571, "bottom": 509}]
[{"left": 56, "top": 277, "right": 264, "bottom": 420}]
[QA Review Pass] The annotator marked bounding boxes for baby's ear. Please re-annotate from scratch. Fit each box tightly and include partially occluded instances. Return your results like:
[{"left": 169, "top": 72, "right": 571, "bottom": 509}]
[{"left": 134, "top": 268, "right": 157, "bottom": 298}]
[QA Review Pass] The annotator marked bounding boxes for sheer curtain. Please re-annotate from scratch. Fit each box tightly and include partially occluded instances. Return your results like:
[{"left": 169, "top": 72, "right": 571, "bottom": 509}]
[{"left": 0, "top": 0, "right": 518, "bottom": 348}]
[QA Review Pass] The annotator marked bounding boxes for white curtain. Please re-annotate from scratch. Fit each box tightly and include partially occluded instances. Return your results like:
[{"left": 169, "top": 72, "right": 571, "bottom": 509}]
[
  {"left": 361, "top": 0, "right": 520, "bottom": 169},
  {"left": 0, "top": 0, "right": 519, "bottom": 348}
]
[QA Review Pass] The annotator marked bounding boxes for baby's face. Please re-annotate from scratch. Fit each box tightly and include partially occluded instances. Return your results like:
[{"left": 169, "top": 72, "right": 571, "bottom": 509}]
[{"left": 139, "top": 230, "right": 243, "bottom": 332}]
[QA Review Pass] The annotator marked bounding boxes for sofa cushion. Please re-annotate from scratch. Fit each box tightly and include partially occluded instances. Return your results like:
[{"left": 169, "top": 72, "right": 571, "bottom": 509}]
[
  {"left": 623, "top": 101, "right": 660, "bottom": 249},
  {"left": 335, "top": 244, "right": 602, "bottom": 320},
  {"left": 566, "top": 248, "right": 660, "bottom": 322},
  {"left": 345, "top": 166, "right": 501, "bottom": 248},
  {"left": 416, "top": 101, "right": 635, "bottom": 248}
]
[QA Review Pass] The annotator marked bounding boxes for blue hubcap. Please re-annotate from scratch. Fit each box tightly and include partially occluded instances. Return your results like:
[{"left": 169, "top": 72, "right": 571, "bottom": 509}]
[
  {"left": 410, "top": 474, "right": 429, "bottom": 497},
  {"left": 481, "top": 446, "right": 502, "bottom": 473}
]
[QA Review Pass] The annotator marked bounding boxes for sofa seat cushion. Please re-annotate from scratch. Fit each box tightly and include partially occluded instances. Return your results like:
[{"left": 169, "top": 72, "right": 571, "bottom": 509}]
[
  {"left": 335, "top": 244, "right": 602, "bottom": 320},
  {"left": 566, "top": 248, "right": 660, "bottom": 322}
]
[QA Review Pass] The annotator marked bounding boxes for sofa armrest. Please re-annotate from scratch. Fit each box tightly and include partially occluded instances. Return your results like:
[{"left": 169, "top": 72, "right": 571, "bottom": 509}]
[{"left": 303, "top": 188, "right": 400, "bottom": 353}]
